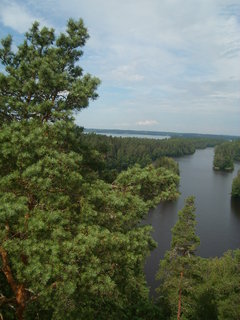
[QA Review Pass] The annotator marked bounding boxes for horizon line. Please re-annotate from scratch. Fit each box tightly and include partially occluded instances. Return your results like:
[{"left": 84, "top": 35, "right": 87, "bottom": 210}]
[{"left": 84, "top": 128, "right": 240, "bottom": 138}]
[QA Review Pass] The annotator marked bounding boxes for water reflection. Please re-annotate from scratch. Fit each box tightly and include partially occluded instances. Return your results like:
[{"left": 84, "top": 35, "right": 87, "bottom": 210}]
[{"left": 231, "top": 197, "right": 240, "bottom": 217}]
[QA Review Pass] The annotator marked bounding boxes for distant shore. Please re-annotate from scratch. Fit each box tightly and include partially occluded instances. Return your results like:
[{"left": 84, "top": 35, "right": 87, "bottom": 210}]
[{"left": 84, "top": 128, "right": 240, "bottom": 141}]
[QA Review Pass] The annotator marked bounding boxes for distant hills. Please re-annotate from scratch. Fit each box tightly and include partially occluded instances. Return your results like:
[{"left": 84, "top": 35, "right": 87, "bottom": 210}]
[{"left": 84, "top": 128, "right": 240, "bottom": 140}]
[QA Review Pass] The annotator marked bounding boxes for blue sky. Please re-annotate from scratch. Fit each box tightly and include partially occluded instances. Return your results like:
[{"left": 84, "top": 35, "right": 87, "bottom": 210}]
[{"left": 0, "top": 0, "right": 240, "bottom": 135}]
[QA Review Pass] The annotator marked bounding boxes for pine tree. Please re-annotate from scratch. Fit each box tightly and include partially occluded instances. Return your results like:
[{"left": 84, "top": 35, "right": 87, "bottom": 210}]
[
  {"left": 170, "top": 196, "right": 200, "bottom": 257},
  {"left": 0, "top": 19, "right": 100, "bottom": 123},
  {"left": 0, "top": 18, "right": 100, "bottom": 319},
  {"left": 0, "top": 20, "right": 180, "bottom": 319},
  {"left": 156, "top": 196, "right": 200, "bottom": 319}
]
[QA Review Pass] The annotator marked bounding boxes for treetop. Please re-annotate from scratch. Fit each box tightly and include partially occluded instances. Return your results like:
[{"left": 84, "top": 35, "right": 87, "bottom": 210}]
[{"left": 0, "top": 18, "right": 100, "bottom": 124}]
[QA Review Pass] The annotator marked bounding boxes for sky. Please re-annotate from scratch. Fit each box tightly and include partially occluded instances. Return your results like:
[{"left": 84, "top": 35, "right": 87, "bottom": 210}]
[{"left": 0, "top": 0, "right": 239, "bottom": 135}]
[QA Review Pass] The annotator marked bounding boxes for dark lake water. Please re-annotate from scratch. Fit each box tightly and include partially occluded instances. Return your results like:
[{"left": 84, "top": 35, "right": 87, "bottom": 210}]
[{"left": 144, "top": 148, "right": 240, "bottom": 295}]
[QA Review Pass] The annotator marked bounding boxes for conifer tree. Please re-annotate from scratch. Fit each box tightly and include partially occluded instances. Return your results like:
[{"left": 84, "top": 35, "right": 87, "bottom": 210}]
[
  {"left": 156, "top": 196, "right": 200, "bottom": 319},
  {"left": 0, "top": 18, "right": 100, "bottom": 320},
  {"left": 170, "top": 196, "right": 200, "bottom": 257},
  {"left": 0, "top": 19, "right": 100, "bottom": 123},
  {"left": 0, "top": 20, "right": 180, "bottom": 319}
]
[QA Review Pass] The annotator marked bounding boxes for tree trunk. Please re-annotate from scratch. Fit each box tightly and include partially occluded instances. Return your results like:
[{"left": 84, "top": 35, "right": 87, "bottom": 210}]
[{"left": 0, "top": 247, "right": 27, "bottom": 320}]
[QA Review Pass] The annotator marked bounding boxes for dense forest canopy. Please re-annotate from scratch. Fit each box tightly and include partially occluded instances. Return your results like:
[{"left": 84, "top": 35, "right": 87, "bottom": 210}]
[
  {"left": 81, "top": 132, "right": 225, "bottom": 181},
  {"left": 213, "top": 140, "right": 240, "bottom": 171},
  {"left": 0, "top": 19, "right": 240, "bottom": 320}
]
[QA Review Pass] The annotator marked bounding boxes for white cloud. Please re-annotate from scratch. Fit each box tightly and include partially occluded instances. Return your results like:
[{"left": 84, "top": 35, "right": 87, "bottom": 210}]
[
  {"left": 0, "top": 1, "right": 48, "bottom": 33},
  {"left": 0, "top": 0, "right": 239, "bottom": 134},
  {"left": 109, "top": 65, "right": 144, "bottom": 83},
  {"left": 136, "top": 120, "right": 158, "bottom": 126}
]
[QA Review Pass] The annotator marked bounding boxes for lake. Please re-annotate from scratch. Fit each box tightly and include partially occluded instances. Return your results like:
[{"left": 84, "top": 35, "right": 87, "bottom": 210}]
[{"left": 143, "top": 148, "right": 240, "bottom": 295}]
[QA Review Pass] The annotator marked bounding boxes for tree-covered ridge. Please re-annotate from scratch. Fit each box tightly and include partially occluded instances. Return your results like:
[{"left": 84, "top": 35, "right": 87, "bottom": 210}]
[
  {"left": 213, "top": 140, "right": 240, "bottom": 171},
  {"left": 81, "top": 132, "right": 224, "bottom": 181}
]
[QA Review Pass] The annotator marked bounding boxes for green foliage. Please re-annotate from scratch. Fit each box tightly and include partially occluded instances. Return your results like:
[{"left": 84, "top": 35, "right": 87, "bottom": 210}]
[
  {"left": 82, "top": 133, "right": 223, "bottom": 181},
  {"left": 193, "top": 251, "right": 240, "bottom": 320},
  {"left": 232, "top": 140, "right": 240, "bottom": 161},
  {"left": 114, "top": 164, "right": 180, "bottom": 207},
  {"left": 157, "top": 250, "right": 240, "bottom": 320},
  {"left": 232, "top": 170, "right": 240, "bottom": 197},
  {"left": 213, "top": 140, "right": 240, "bottom": 172},
  {"left": 214, "top": 140, "right": 240, "bottom": 197},
  {"left": 170, "top": 196, "right": 200, "bottom": 256},
  {"left": 156, "top": 198, "right": 240, "bottom": 320},
  {"left": 156, "top": 197, "right": 200, "bottom": 319},
  {"left": 0, "top": 19, "right": 100, "bottom": 123},
  {"left": 1, "top": 16, "right": 239, "bottom": 320},
  {"left": 154, "top": 156, "right": 179, "bottom": 175},
  {"left": 0, "top": 20, "right": 180, "bottom": 319},
  {"left": 213, "top": 142, "right": 234, "bottom": 171},
  {"left": 0, "top": 119, "right": 178, "bottom": 318}
]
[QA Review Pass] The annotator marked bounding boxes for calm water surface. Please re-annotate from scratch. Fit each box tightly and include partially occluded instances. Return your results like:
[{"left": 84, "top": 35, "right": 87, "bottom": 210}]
[{"left": 144, "top": 148, "right": 240, "bottom": 295}]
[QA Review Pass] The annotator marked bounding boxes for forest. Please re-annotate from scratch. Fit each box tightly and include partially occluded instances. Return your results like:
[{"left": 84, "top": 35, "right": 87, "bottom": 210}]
[
  {"left": 80, "top": 131, "right": 225, "bottom": 181},
  {"left": 213, "top": 141, "right": 240, "bottom": 171},
  {"left": 0, "top": 19, "right": 240, "bottom": 320}
]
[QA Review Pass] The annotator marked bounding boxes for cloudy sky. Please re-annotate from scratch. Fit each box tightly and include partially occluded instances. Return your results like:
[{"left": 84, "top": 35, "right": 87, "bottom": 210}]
[{"left": 0, "top": 0, "right": 239, "bottom": 135}]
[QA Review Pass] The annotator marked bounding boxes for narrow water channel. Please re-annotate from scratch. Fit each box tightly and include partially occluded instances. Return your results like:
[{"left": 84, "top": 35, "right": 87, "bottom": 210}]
[{"left": 144, "top": 148, "right": 240, "bottom": 295}]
